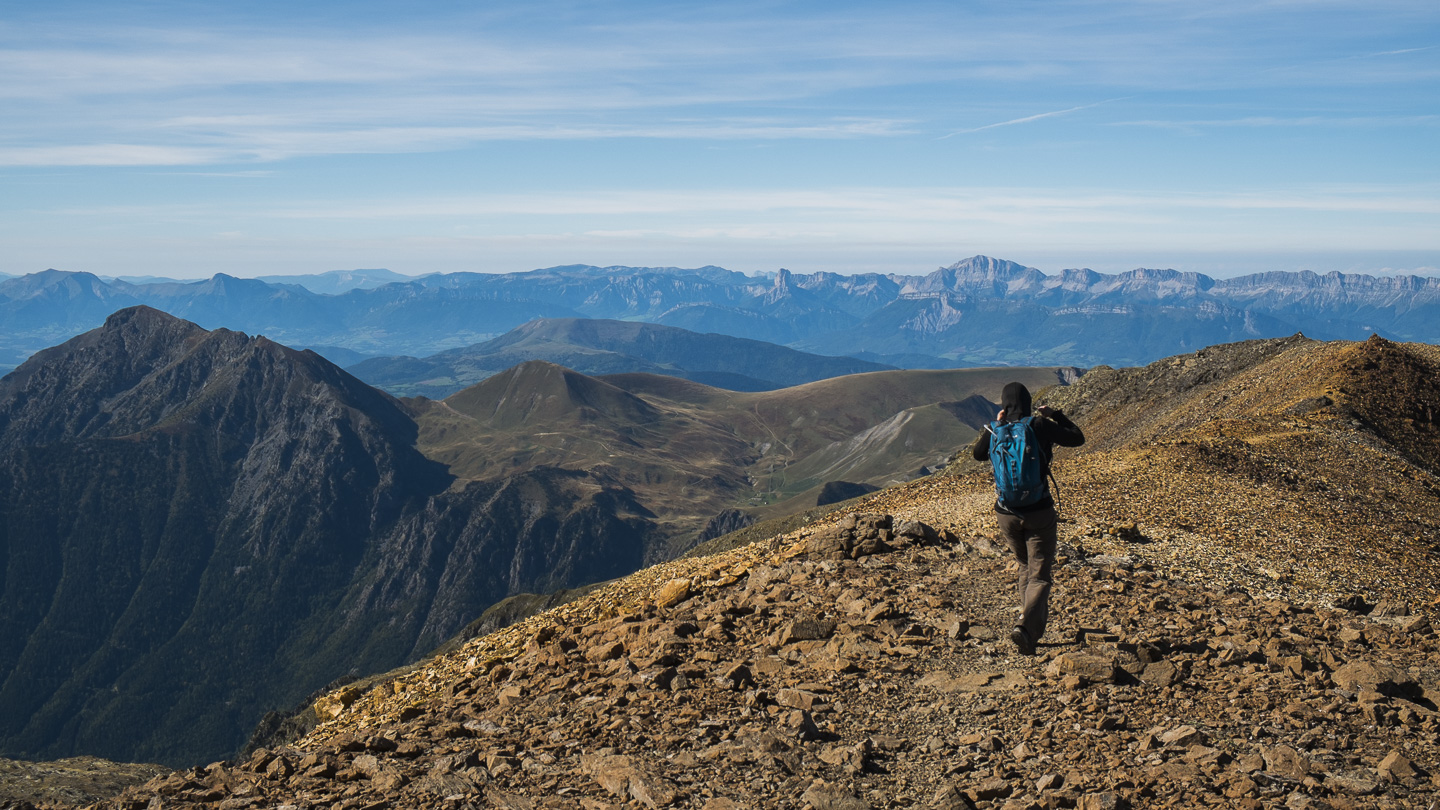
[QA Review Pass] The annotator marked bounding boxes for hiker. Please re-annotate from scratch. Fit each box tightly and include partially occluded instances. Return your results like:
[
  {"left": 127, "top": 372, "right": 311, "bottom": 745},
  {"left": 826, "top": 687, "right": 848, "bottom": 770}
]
[{"left": 970, "top": 382, "right": 1085, "bottom": 656}]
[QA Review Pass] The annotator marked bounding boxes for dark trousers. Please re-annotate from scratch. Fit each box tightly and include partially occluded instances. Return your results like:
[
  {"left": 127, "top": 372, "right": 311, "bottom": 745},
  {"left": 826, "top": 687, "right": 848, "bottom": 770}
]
[{"left": 996, "top": 505, "right": 1057, "bottom": 641}]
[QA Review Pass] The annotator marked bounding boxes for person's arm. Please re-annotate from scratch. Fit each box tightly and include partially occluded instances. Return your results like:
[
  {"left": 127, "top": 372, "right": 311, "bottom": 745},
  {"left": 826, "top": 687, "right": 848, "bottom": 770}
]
[
  {"left": 970, "top": 428, "right": 992, "bottom": 461},
  {"left": 971, "top": 409, "right": 1003, "bottom": 460},
  {"left": 1035, "top": 406, "right": 1085, "bottom": 447}
]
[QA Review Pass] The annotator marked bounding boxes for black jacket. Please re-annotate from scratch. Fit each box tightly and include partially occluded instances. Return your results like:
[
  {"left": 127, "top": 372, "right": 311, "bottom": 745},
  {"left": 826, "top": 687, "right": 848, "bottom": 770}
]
[{"left": 970, "top": 385, "right": 1085, "bottom": 514}]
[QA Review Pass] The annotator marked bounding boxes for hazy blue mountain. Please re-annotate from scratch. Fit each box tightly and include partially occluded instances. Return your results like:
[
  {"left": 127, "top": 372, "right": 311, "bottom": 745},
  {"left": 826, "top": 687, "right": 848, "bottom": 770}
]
[
  {"left": 4, "top": 258, "right": 1440, "bottom": 372},
  {"left": 104, "top": 274, "right": 185, "bottom": 284},
  {"left": 298, "top": 344, "right": 374, "bottom": 367},
  {"left": 254, "top": 268, "right": 418, "bottom": 294},
  {"left": 0, "top": 270, "right": 141, "bottom": 332}
]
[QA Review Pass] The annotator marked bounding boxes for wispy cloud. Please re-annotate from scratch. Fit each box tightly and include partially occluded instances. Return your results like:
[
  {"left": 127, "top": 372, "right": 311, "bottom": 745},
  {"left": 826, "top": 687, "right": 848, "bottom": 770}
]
[
  {"left": 7, "top": 0, "right": 1413, "bottom": 167},
  {"left": 0, "top": 144, "right": 230, "bottom": 167},
  {"left": 0, "top": 19, "right": 960, "bottom": 165},
  {"left": 61, "top": 184, "right": 1428, "bottom": 223},
  {"left": 0, "top": 119, "right": 913, "bottom": 167}
]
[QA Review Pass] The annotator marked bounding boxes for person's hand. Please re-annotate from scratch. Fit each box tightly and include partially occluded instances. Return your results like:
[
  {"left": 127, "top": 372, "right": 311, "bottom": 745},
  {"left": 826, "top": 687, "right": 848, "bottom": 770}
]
[
  {"left": 1036, "top": 405, "right": 1054, "bottom": 418},
  {"left": 996, "top": 409, "right": 1005, "bottom": 421}
]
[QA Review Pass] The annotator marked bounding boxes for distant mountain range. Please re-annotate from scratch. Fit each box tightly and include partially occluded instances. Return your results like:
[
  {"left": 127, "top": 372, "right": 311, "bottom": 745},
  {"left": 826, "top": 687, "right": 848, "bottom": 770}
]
[
  {"left": 0, "top": 307, "right": 1071, "bottom": 766},
  {"left": 4, "top": 257, "right": 1438, "bottom": 376},
  {"left": 98, "top": 268, "right": 415, "bottom": 294}
]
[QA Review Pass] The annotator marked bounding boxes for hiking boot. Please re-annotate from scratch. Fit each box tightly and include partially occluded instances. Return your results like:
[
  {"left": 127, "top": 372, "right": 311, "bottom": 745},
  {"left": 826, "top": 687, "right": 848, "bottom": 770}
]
[{"left": 1011, "top": 626, "right": 1035, "bottom": 656}]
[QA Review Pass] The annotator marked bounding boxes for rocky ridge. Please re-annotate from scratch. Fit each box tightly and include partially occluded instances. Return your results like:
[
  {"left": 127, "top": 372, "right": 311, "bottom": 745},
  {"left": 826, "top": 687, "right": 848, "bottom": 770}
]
[
  {"left": 1034, "top": 334, "right": 1440, "bottom": 609},
  {"left": 16, "top": 332, "right": 1440, "bottom": 809},
  {"left": 73, "top": 505, "right": 1440, "bottom": 810}
]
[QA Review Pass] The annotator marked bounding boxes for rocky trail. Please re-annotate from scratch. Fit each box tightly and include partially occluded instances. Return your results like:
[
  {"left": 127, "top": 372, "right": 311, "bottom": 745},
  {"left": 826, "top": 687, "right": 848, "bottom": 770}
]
[{"left": 45, "top": 491, "right": 1439, "bottom": 810}]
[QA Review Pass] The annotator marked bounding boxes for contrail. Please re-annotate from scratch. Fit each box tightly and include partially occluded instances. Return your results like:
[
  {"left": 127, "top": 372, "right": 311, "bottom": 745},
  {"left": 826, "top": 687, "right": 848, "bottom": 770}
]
[{"left": 941, "top": 97, "right": 1130, "bottom": 138}]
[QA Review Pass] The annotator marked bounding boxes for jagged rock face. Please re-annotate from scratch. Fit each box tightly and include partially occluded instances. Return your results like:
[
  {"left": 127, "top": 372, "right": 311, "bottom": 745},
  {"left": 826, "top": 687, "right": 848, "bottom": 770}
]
[
  {"left": 333, "top": 468, "right": 654, "bottom": 662},
  {"left": 0, "top": 308, "right": 656, "bottom": 768},
  {"left": 698, "top": 509, "right": 756, "bottom": 542}
]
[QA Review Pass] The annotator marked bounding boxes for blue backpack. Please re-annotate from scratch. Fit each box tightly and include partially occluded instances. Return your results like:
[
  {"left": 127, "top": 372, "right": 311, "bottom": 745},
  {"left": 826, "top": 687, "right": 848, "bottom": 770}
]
[{"left": 988, "top": 416, "right": 1050, "bottom": 509}]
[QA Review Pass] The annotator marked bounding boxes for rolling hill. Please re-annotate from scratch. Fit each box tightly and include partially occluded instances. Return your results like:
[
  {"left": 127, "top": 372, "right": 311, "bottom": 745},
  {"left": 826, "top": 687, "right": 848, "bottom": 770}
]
[{"left": 412, "top": 362, "right": 1076, "bottom": 551}]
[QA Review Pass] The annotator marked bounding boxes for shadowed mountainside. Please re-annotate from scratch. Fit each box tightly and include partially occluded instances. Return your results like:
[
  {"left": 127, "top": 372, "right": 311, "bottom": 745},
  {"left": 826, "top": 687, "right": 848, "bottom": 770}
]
[
  {"left": 0, "top": 308, "right": 450, "bottom": 765},
  {"left": 0, "top": 310, "right": 653, "bottom": 767}
]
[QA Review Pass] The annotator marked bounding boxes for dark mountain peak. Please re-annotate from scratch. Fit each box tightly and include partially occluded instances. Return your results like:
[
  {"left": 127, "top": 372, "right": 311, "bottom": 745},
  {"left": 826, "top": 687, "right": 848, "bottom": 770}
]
[
  {"left": 0, "top": 313, "right": 453, "bottom": 765},
  {"left": 17, "top": 267, "right": 100, "bottom": 283},
  {"left": 0, "top": 306, "right": 210, "bottom": 441},
  {"left": 197, "top": 273, "right": 273, "bottom": 293},
  {"left": 479, "top": 356, "right": 611, "bottom": 390},
  {"left": 0, "top": 306, "right": 416, "bottom": 454},
  {"left": 101, "top": 303, "right": 196, "bottom": 332},
  {"left": 445, "top": 359, "right": 659, "bottom": 429}
]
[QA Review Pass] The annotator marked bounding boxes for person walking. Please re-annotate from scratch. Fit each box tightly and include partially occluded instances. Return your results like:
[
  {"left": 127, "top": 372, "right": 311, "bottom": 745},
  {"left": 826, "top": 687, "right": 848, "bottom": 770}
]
[{"left": 970, "top": 382, "right": 1085, "bottom": 656}]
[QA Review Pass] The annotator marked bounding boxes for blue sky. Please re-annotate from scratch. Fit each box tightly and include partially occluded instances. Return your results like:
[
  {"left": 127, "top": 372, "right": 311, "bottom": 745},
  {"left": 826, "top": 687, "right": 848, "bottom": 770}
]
[{"left": 2, "top": 0, "right": 1437, "bottom": 279}]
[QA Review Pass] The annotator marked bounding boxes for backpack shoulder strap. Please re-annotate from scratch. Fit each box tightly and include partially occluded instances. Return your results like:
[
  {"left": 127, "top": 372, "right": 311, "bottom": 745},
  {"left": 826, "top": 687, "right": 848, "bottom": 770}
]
[{"left": 1024, "top": 415, "right": 1064, "bottom": 512}]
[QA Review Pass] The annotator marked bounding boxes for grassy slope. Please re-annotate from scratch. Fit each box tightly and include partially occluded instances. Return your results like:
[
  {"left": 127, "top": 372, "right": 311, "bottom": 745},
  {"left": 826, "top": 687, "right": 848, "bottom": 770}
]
[{"left": 411, "top": 363, "right": 1070, "bottom": 544}]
